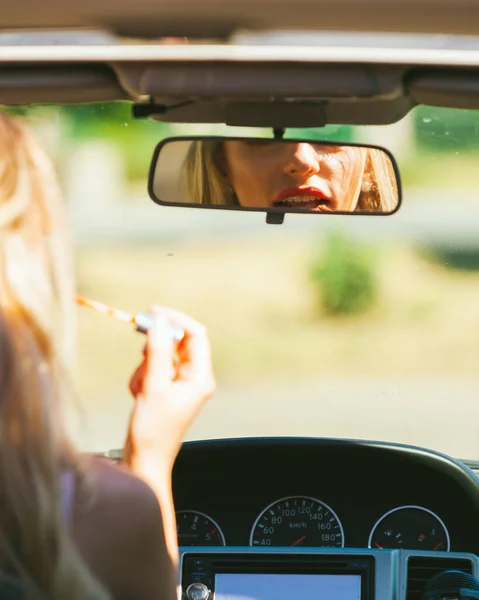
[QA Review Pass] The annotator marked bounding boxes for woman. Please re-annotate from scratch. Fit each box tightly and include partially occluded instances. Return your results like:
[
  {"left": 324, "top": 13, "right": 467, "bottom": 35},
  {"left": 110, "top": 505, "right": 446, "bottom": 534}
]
[
  {"left": 183, "top": 139, "right": 398, "bottom": 212},
  {"left": 0, "top": 112, "right": 214, "bottom": 600}
]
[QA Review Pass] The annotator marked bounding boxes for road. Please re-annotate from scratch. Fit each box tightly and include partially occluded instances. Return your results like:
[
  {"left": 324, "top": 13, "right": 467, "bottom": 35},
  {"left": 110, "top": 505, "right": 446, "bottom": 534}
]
[
  {"left": 69, "top": 188, "right": 479, "bottom": 247},
  {"left": 186, "top": 377, "right": 479, "bottom": 461},
  {"left": 73, "top": 377, "right": 479, "bottom": 462}
]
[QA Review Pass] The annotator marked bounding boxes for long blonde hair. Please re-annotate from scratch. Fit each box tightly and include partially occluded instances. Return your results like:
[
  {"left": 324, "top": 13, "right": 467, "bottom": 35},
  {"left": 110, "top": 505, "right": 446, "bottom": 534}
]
[
  {"left": 183, "top": 140, "right": 398, "bottom": 212},
  {"left": 183, "top": 140, "right": 238, "bottom": 206},
  {"left": 356, "top": 148, "right": 399, "bottom": 212},
  {"left": 0, "top": 113, "right": 109, "bottom": 599}
]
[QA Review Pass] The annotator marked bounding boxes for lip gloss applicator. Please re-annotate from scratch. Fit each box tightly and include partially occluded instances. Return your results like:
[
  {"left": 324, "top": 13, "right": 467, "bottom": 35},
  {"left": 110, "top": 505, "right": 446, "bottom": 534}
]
[{"left": 75, "top": 295, "right": 185, "bottom": 342}]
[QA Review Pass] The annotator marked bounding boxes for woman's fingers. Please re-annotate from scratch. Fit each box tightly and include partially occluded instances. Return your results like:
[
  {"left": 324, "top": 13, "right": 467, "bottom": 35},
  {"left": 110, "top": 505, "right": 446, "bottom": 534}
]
[
  {"left": 143, "top": 309, "right": 176, "bottom": 394},
  {"left": 131, "top": 306, "right": 215, "bottom": 404},
  {"left": 150, "top": 306, "right": 214, "bottom": 384}
]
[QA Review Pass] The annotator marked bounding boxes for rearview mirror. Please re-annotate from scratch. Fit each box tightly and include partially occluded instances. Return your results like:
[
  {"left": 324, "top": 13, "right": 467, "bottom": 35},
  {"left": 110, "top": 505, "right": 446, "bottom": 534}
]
[{"left": 148, "top": 136, "right": 401, "bottom": 217}]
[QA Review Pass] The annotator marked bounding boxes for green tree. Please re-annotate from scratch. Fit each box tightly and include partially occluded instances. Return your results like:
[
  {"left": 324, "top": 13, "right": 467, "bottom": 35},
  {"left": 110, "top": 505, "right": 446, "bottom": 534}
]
[{"left": 310, "top": 232, "right": 378, "bottom": 317}]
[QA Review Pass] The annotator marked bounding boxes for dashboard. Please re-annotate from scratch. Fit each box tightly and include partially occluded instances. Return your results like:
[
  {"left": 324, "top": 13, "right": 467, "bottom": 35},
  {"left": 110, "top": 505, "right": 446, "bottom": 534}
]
[{"left": 172, "top": 437, "right": 479, "bottom": 554}]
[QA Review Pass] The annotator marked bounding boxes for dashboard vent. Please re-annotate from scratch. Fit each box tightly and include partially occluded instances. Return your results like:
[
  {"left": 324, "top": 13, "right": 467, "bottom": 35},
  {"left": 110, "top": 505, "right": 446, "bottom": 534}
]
[{"left": 407, "top": 557, "right": 473, "bottom": 600}]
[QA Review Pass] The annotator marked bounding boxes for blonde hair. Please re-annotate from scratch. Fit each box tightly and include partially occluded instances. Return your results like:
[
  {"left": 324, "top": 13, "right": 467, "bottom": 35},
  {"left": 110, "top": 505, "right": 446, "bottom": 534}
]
[
  {"left": 183, "top": 140, "right": 398, "bottom": 212},
  {"left": 0, "top": 113, "right": 109, "bottom": 599},
  {"left": 183, "top": 140, "right": 238, "bottom": 206},
  {"left": 356, "top": 148, "right": 399, "bottom": 212}
]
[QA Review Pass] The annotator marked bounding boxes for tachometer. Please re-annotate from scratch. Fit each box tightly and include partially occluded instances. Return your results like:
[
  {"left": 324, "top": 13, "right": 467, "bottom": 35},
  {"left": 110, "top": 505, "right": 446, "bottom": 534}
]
[
  {"left": 176, "top": 510, "right": 226, "bottom": 546},
  {"left": 249, "top": 496, "right": 344, "bottom": 548},
  {"left": 368, "top": 505, "right": 450, "bottom": 551}
]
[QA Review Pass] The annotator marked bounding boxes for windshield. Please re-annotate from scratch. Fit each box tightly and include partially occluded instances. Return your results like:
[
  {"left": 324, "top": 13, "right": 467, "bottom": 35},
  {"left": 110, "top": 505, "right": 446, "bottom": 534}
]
[{"left": 14, "top": 102, "right": 479, "bottom": 459}]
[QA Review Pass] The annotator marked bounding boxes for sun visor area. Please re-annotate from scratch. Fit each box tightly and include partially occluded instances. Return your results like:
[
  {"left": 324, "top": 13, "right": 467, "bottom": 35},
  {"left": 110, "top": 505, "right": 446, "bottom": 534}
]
[
  {"left": 114, "top": 61, "right": 479, "bottom": 126},
  {"left": 0, "top": 57, "right": 479, "bottom": 121},
  {"left": 114, "top": 62, "right": 404, "bottom": 98},
  {"left": 408, "top": 69, "right": 479, "bottom": 110},
  {"left": 0, "top": 65, "right": 126, "bottom": 105},
  {"left": 114, "top": 61, "right": 414, "bottom": 126}
]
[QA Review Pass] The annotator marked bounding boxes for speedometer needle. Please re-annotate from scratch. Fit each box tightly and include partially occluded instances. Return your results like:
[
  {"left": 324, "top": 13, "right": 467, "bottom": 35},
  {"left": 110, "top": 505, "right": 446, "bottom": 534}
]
[{"left": 291, "top": 536, "right": 307, "bottom": 547}]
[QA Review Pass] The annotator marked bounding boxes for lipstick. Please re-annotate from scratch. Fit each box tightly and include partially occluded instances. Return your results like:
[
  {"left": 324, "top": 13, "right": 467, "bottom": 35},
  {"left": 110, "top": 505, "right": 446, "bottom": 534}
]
[{"left": 75, "top": 295, "right": 185, "bottom": 342}]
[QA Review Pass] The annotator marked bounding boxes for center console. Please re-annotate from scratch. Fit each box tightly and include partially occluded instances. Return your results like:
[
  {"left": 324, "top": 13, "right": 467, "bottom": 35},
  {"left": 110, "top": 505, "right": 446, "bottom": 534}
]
[{"left": 179, "top": 548, "right": 479, "bottom": 600}]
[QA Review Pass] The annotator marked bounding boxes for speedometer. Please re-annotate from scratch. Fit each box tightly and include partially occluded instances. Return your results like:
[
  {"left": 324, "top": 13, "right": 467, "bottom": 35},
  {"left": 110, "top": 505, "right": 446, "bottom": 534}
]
[{"left": 249, "top": 496, "right": 345, "bottom": 548}]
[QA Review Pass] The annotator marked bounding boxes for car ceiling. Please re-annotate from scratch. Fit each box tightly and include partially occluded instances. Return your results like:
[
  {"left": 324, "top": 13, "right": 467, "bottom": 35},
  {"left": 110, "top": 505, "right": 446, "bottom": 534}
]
[
  {"left": 3, "top": 0, "right": 479, "bottom": 38},
  {"left": 1, "top": 44, "right": 479, "bottom": 127}
]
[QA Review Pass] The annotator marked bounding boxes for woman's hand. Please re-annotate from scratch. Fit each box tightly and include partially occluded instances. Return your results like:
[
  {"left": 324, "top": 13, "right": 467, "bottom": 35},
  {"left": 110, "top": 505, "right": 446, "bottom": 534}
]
[
  {"left": 123, "top": 306, "right": 215, "bottom": 568},
  {"left": 124, "top": 306, "right": 215, "bottom": 473}
]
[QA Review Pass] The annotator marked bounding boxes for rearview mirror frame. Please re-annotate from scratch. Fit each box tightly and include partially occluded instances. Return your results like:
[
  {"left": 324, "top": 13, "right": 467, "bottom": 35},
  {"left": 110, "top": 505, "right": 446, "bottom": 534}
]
[{"left": 148, "top": 136, "right": 403, "bottom": 222}]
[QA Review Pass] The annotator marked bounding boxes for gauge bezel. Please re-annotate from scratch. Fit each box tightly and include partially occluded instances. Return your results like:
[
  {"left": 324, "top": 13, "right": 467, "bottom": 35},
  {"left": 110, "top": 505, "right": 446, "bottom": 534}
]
[
  {"left": 367, "top": 504, "right": 450, "bottom": 551},
  {"left": 249, "top": 495, "right": 345, "bottom": 548},
  {"left": 176, "top": 509, "right": 227, "bottom": 546}
]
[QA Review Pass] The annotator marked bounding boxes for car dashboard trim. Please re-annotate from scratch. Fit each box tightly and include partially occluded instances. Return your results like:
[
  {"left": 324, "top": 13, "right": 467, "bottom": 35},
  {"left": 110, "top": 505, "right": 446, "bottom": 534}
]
[{"left": 179, "top": 547, "right": 479, "bottom": 600}]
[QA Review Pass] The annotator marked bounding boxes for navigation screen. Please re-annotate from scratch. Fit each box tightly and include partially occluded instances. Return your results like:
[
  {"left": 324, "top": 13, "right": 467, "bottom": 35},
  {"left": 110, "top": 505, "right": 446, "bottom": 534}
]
[{"left": 214, "top": 573, "right": 362, "bottom": 600}]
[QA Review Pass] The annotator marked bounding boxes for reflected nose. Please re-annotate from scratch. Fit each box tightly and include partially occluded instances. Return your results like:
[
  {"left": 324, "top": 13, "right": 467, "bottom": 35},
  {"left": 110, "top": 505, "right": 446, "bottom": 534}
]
[{"left": 283, "top": 143, "right": 320, "bottom": 178}]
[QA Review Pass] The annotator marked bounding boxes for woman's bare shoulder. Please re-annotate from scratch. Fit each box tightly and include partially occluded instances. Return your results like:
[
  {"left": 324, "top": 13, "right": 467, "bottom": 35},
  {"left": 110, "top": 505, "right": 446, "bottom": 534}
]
[
  {"left": 72, "top": 456, "right": 173, "bottom": 600},
  {"left": 86, "top": 456, "right": 158, "bottom": 503},
  {"left": 73, "top": 455, "right": 164, "bottom": 542}
]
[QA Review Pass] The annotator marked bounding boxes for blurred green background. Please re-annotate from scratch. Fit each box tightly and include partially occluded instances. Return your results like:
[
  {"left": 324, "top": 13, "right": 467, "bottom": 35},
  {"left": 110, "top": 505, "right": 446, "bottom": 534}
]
[{"left": 7, "top": 101, "right": 479, "bottom": 458}]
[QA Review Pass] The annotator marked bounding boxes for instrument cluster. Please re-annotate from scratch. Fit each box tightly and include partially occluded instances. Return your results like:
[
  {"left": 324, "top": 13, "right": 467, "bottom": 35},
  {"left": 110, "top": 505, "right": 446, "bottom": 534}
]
[
  {"left": 177, "top": 499, "right": 450, "bottom": 551},
  {"left": 172, "top": 438, "right": 479, "bottom": 554}
]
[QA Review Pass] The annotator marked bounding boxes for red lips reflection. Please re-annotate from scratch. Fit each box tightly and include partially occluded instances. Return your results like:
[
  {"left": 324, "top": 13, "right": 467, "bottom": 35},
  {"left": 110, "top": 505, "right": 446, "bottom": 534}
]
[{"left": 272, "top": 186, "right": 332, "bottom": 211}]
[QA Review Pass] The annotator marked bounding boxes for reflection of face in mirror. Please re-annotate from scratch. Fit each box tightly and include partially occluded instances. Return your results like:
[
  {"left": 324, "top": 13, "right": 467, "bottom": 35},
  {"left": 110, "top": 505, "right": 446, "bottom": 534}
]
[{"left": 182, "top": 140, "right": 398, "bottom": 212}]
